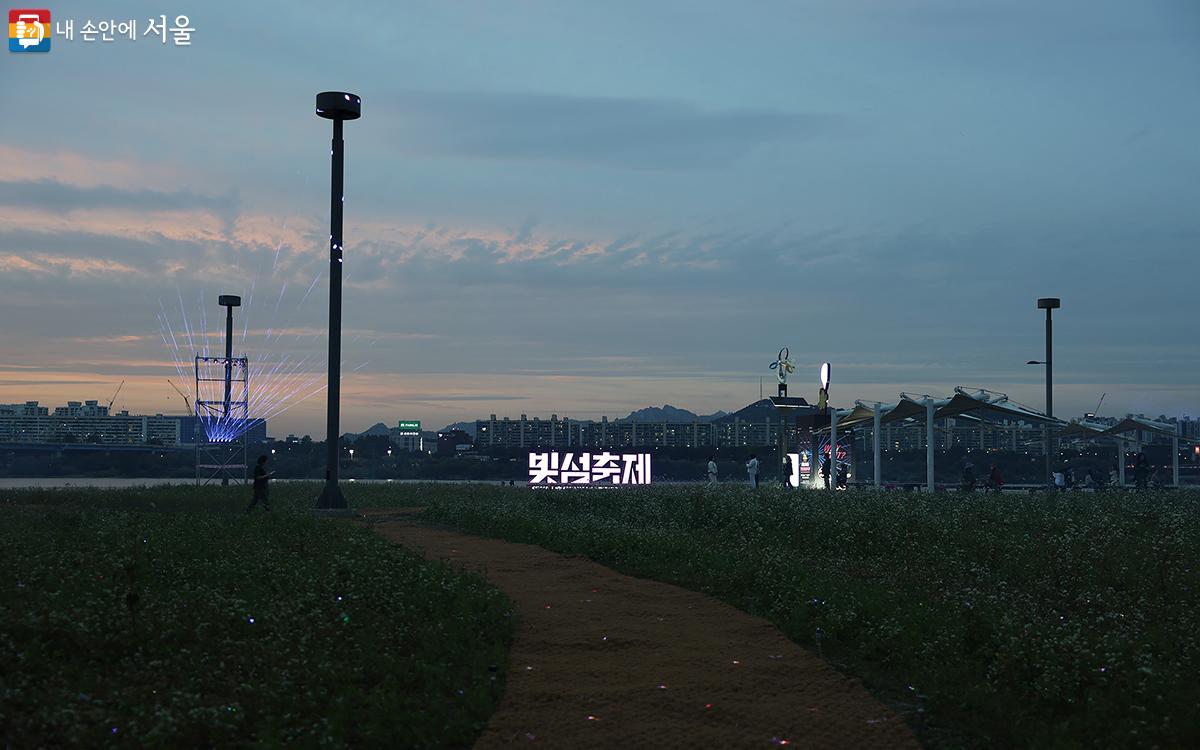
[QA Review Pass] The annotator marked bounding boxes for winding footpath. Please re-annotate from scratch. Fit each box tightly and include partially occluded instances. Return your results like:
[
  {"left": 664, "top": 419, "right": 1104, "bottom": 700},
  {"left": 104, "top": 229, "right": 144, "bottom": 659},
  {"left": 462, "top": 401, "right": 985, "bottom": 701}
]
[{"left": 364, "top": 510, "right": 920, "bottom": 749}]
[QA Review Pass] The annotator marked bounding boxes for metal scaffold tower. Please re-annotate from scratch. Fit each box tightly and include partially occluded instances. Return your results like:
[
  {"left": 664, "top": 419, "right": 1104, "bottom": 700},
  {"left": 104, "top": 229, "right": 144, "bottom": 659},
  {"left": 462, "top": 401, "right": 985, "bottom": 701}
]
[{"left": 194, "top": 353, "right": 249, "bottom": 485}]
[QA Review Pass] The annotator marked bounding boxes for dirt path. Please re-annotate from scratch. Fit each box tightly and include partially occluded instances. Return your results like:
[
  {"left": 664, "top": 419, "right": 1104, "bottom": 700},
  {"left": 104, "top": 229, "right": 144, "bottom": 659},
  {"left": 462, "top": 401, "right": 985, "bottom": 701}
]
[{"left": 366, "top": 512, "right": 920, "bottom": 749}]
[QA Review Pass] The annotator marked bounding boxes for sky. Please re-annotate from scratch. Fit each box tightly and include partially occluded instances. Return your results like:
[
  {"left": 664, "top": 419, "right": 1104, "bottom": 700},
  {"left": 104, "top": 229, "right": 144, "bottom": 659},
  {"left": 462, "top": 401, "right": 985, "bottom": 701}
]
[{"left": 2, "top": 0, "right": 1198, "bottom": 436}]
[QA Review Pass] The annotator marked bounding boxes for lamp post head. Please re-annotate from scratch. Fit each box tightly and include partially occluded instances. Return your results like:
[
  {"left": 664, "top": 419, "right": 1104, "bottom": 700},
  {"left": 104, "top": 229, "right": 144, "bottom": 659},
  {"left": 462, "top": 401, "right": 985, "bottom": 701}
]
[
  {"left": 1026, "top": 360, "right": 1044, "bottom": 365},
  {"left": 1037, "top": 297, "right": 1061, "bottom": 310},
  {"left": 218, "top": 294, "right": 241, "bottom": 308},
  {"left": 316, "top": 91, "right": 361, "bottom": 120}
]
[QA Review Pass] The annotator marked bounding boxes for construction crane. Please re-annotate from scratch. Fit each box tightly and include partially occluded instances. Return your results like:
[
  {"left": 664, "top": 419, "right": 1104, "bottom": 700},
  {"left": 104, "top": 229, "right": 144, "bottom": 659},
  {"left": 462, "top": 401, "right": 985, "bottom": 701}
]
[
  {"left": 167, "top": 379, "right": 192, "bottom": 414},
  {"left": 1085, "top": 393, "right": 1106, "bottom": 420},
  {"left": 107, "top": 380, "right": 125, "bottom": 410}
]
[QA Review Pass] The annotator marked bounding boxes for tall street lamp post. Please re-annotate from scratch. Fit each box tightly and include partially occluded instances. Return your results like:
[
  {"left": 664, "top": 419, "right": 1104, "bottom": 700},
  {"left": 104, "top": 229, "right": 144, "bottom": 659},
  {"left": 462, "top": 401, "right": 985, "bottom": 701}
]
[
  {"left": 315, "top": 91, "right": 360, "bottom": 510},
  {"left": 217, "top": 294, "right": 241, "bottom": 486},
  {"left": 1028, "top": 296, "right": 1061, "bottom": 486}
]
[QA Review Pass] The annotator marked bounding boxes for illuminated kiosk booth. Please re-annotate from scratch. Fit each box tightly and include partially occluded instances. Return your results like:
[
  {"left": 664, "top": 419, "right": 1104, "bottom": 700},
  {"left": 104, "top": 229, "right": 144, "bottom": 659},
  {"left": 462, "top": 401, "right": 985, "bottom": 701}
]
[
  {"left": 528, "top": 451, "right": 652, "bottom": 487},
  {"left": 770, "top": 396, "right": 821, "bottom": 488}
]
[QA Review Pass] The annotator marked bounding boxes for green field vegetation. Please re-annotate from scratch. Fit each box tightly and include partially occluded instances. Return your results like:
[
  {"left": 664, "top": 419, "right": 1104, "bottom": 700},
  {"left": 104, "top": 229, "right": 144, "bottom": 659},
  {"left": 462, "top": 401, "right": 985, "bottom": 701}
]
[
  {"left": 413, "top": 484, "right": 1200, "bottom": 749},
  {"left": 1, "top": 483, "right": 512, "bottom": 748}
]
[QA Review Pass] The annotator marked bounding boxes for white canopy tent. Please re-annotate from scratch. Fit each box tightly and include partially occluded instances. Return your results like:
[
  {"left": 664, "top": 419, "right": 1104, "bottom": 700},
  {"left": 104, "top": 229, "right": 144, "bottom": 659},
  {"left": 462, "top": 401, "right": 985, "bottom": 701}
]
[
  {"left": 819, "top": 387, "right": 1065, "bottom": 491},
  {"left": 1058, "top": 416, "right": 1188, "bottom": 487}
]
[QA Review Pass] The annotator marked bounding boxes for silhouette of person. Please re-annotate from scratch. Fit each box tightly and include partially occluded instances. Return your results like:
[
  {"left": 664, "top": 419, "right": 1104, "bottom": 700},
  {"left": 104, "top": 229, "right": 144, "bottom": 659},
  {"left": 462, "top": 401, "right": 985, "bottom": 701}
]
[
  {"left": 960, "top": 461, "right": 976, "bottom": 492},
  {"left": 1134, "top": 452, "right": 1150, "bottom": 490},
  {"left": 987, "top": 463, "right": 1004, "bottom": 493},
  {"left": 247, "top": 455, "right": 274, "bottom": 512}
]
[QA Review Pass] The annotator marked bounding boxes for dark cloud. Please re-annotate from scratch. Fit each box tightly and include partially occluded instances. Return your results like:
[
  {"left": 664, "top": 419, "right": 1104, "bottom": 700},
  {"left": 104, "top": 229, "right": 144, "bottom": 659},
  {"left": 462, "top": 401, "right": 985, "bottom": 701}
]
[
  {"left": 376, "top": 394, "right": 527, "bottom": 402},
  {"left": 384, "top": 90, "right": 842, "bottom": 169},
  {"left": 0, "top": 379, "right": 109, "bottom": 386},
  {"left": 0, "top": 179, "right": 240, "bottom": 236}
]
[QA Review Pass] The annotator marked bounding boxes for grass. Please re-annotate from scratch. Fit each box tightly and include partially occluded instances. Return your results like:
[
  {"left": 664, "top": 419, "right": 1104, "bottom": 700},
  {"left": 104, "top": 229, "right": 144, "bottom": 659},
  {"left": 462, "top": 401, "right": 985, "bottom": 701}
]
[
  {"left": 410, "top": 484, "right": 1200, "bottom": 749},
  {"left": 0, "top": 483, "right": 513, "bottom": 748}
]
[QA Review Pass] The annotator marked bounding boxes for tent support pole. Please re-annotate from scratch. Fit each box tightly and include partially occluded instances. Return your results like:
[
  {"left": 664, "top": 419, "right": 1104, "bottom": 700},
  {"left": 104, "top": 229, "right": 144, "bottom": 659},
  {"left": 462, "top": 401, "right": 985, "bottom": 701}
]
[
  {"left": 873, "top": 402, "right": 882, "bottom": 488},
  {"left": 1173, "top": 425, "right": 1180, "bottom": 487},
  {"left": 926, "top": 397, "right": 935, "bottom": 493},
  {"left": 830, "top": 406, "right": 838, "bottom": 491}
]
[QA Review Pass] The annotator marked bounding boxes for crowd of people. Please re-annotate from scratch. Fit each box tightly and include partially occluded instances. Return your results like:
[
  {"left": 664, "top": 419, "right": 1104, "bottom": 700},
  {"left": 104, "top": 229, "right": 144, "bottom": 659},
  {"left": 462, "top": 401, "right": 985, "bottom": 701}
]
[
  {"left": 703, "top": 451, "right": 1170, "bottom": 492},
  {"left": 959, "top": 451, "right": 1166, "bottom": 492}
]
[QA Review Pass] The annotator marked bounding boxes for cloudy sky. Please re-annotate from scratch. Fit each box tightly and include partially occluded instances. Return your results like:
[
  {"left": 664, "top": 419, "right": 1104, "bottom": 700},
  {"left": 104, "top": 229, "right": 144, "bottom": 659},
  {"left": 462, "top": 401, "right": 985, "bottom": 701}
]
[{"left": 2, "top": 0, "right": 1198, "bottom": 435}]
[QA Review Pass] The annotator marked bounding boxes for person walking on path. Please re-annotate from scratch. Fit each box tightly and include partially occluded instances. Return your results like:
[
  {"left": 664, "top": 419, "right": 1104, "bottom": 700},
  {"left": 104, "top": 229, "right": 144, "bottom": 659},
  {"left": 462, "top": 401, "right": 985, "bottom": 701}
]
[
  {"left": 987, "top": 463, "right": 1004, "bottom": 493},
  {"left": 247, "top": 454, "right": 274, "bottom": 512},
  {"left": 707, "top": 456, "right": 718, "bottom": 484},
  {"left": 820, "top": 454, "right": 831, "bottom": 489},
  {"left": 1134, "top": 452, "right": 1150, "bottom": 490},
  {"left": 960, "top": 461, "right": 976, "bottom": 492},
  {"left": 1083, "top": 469, "right": 1097, "bottom": 490},
  {"left": 1052, "top": 469, "right": 1066, "bottom": 492},
  {"left": 746, "top": 454, "right": 759, "bottom": 489}
]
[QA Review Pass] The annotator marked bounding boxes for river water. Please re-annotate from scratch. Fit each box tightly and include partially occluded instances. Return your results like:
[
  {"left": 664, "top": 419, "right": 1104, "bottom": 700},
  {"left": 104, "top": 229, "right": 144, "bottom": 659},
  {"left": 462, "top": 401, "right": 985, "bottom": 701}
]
[{"left": 0, "top": 477, "right": 496, "bottom": 489}]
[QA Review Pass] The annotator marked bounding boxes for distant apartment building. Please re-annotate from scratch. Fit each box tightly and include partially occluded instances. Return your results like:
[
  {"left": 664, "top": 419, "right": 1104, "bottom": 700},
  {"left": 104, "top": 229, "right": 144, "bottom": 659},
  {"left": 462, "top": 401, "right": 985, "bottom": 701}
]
[
  {"left": 880, "top": 418, "right": 1054, "bottom": 452},
  {"left": 0, "top": 400, "right": 265, "bottom": 446},
  {"left": 0, "top": 401, "right": 49, "bottom": 417},
  {"left": 436, "top": 429, "right": 473, "bottom": 454},
  {"left": 475, "top": 413, "right": 782, "bottom": 450},
  {"left": 473, "top": 411, "right": 1122, "bottom": 452},
  {"left": 388, "top": 420, "right": 424, "bottom": 452}
]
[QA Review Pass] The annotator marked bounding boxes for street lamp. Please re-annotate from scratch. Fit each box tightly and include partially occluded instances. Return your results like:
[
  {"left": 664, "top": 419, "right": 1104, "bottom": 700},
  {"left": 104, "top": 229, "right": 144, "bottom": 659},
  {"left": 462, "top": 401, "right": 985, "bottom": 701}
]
[
  {"left": 217, "top": 295, "right": 241, "bottom": 418},
  {"left": 1033, "top": 297, "right": 1061, "bottom": 485},
  {"left": 315, "top": 91, "right": 361, "bottom": 510},
  {"left": 217, "top": 294, "right": 241, "bottom": 486}
]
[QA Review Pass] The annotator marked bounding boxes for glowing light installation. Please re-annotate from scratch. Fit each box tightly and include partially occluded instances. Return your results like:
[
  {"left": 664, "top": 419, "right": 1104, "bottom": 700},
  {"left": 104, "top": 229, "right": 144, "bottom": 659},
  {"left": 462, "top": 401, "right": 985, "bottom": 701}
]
[{"left": 158, "top": 281, "right": 333, "bottom": 446}]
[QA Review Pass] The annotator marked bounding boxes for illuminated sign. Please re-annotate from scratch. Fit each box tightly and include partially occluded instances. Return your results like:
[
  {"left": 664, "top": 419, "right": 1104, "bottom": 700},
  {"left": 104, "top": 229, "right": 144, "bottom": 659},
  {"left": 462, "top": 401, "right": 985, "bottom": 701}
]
[
  {"left": 787, "top": 433, "right": 852, "bottom": 488},
  {"left": 397, "top": 420, "right": 420, "bottom": 435},
  {"left": 528, "top": 452, "right": 652, "bottom": 486},
  {"left": 786, "top": 450, "right": 813, "bottom": 487}
]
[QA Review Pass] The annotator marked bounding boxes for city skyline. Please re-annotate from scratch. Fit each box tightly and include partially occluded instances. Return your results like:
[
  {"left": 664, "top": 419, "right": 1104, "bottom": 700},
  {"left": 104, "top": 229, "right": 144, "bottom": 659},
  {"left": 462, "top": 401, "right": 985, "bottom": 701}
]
[{"left": 3, "top": 0, "right": 1198, "bottom": 437}]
